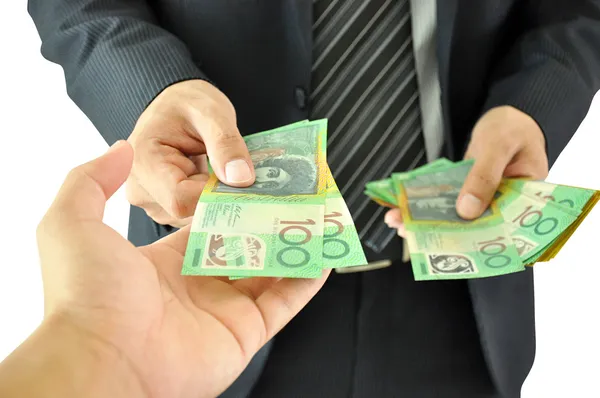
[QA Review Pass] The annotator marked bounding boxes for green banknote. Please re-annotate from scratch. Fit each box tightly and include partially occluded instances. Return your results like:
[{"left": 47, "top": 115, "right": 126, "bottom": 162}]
[
  {"left": 364, "top": 179, "right": 396, "bottom": 207},
  {"left": 225, "top": 119, "right": 313, "bottom": 280},
  {"left": 364, "top": 158, "right": 454, "bottom": 206},
  {"left": 394, "top": 160, "right": 524, "bottom": 281},
  {"left": 415, "top": 157, "right": 454, "bottom": 170},
  {"left": 182, "top": 119, "right": 328, "bottom": 278},
  {"left": 324, "top": 166, "right": 368, "bottom": 268},
  {"left": 501, "top": 179, "right": 596, "bottom": 263},
  {"left": 230, "top": 165, "right": 368, "bottom": 279},
  {"left": 503, "top": 179, "right": 594, "bottom": 212},
  {"left": 496, "top": 182, "right": 579, "bottom": 263},
  {"left": 536, "top": 190, "right": 600, "bottom": 262}
]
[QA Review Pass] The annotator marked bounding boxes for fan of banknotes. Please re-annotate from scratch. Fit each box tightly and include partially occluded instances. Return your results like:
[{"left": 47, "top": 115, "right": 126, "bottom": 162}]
[
  {"left": 365, "top": 156, "right": 600, "bottom": 280},
  {"left": 181, "top": 119, "right": 599, "bottom": 281}
]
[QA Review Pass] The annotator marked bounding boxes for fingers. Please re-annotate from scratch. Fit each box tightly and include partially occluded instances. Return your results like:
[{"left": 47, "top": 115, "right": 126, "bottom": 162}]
[
  {"left": 134, "top": 200, "right": 193, "bottom": 227},
  {"left": 458, "top": 106, "right": 548, "bottom": 219},
  {"left": 167, "top": 216, "right": 194, "bottom": 229},
  {"left": 128, "top": 81, "right": 253, "bottom": 229},
  {"left": 178, "top": 82, "right": 254, "bottom": 187},
  {"left": 172, "top": 173, "right": 209, "bottom": 217},
  {"left": 396, "top": 224, "right": 406, "bottom": 238},
  {"left": 458, "top": 111, "right": 517, "bottom": 220},
  {"left": 458, "top": 152, "right": 511, "bottom": 219},
  {"left": 134, "top": 145, "right": 208, "bottom": 220},
  {"left": 255, "top": 269, "right": 330, "bottom": 342},
  {"left": 46, "top": 141, "right": 133, "bottom": 223},
  {"left": 384, "top": 208, "right": 406, "bottom": 238},
  {"left": 384, "top": 208, "right": 402, "bottom": 226},
  {"left": 190, "top": 115, "right": 255, "bottom": 187},
  {"left": 191, "top": 154, "right": 210, "bottom": 175}
]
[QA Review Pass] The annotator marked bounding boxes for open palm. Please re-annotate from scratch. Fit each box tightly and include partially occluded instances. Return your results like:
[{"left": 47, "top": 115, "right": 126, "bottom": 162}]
[{"left": 37, "top": 141, "right": 329, "bottom": 398}]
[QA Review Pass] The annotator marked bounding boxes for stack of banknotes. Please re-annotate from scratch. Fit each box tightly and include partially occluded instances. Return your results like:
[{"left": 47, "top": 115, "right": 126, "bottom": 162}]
[
  {"left": 181, "top": 119, "right": 599, "bottom": 281},
  {"left": 181, "top": 119, "right": 368, "bottom": 278},
  {"left": 365, "top": 158, "right": 600, "bottom": 280}
]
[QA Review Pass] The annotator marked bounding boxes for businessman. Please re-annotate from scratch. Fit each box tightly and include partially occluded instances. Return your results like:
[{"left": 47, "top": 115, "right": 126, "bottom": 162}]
[{"left": 28, "top": 0, "right": 600, "bottom": 397}]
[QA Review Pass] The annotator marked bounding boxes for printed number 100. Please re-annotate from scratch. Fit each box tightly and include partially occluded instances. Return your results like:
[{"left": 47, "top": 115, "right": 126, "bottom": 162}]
[
  {"left": 277, "top": 219, "right": 314, "bottom": 268},
  {"left": 476, "top": 236, "right": 514, "bottom": 268}
]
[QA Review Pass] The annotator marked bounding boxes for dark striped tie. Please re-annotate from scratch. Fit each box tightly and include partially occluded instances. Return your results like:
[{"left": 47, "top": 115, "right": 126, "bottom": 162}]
[{"left": 311, "top": 0, "right": 427, "bottom": 260}]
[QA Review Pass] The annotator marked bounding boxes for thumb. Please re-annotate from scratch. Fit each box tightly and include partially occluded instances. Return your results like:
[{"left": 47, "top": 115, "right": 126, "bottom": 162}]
[
  {"left": 457, "top": 152, "right": 509, "bottom": 220},
  {"left": 48, "top": 140, "right": 133, "bottom": 222},
  {"left": 198, "top": 119, "right": 255, "bottom": 187}
]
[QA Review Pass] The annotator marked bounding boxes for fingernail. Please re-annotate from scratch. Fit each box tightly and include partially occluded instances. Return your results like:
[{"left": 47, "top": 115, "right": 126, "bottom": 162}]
[
  {"left": 225, "top": 159, "right": 253, "bottom": 183},
  {"left": 457, "top": 194, "right": 482, "bottom": 219}
]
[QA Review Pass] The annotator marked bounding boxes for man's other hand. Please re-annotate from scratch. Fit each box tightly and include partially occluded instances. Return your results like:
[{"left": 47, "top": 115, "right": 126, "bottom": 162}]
[
  {"left": 385, "top": 105, "right": 548, "bottom": 237},
  {"left": 457, "top": 105, "right": 548, "bottom": 219}
]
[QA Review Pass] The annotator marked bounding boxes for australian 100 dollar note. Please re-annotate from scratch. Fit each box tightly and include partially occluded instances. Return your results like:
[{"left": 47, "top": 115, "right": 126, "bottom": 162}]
[
  {"left": 323, "top": 166, "right": 368, "bottom": 268},
  {"left": 495, "top": 183, "right": 579, "bottom": 263},
  {"left": 181, "top": 119, "right": 328, "bottom": 278},
  {"left": 364, "top": 158, "right": 455, "bottom": 207},
  {"left": 394, "top": 160, "right": 524, "bottom": 281},
  {"left": 233, "top": 164, "right": 368, "bottom": 279},
  {"left": 499, "top": 179, "right": 599, "bottom": 264},
  {"left": 503, "top": 179, "right": 596, "bottom": 211}
]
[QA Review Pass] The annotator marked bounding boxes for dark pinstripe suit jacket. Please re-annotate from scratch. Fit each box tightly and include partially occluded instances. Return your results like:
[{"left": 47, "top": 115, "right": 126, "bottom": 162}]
[{"left": 28, "top": 1, "right": 600, "bottom": 396}]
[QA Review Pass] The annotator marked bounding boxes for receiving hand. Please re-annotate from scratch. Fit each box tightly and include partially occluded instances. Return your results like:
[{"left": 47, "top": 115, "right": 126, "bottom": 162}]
[
  {"left": 0, "top": 141, "right": 329, "bottom": 398},
  {"left": 126, "top": 79, "right": 255, "bottom": 227},
  {"left": 385, "top": 106, "right": 549, "bottom": 236}
]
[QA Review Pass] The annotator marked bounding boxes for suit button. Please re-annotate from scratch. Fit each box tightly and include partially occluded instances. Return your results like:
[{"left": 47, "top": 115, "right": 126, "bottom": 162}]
[{"left": 294, "top": 86, "right": 307, "bottom": 110}]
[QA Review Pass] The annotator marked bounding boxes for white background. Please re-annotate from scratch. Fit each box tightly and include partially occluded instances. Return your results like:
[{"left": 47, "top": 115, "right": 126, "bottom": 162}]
[{"left": 1, "top": 2, "right": 600, "bottom": 397}]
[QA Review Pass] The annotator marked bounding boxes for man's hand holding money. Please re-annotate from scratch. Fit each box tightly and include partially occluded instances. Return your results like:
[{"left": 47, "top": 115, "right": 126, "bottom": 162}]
[
  {"left": 385, "top": 105, "right": 549, "bottom": 236},
  {"left": 126, "top": 80, "right": 255, "bottom": 227}
]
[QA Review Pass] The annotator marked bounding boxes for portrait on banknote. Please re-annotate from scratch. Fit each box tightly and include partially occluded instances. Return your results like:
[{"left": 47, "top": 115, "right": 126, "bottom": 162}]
[
  {"left": 214, "top": 152, "right": 318, "bottom": 195},
  {"left": 214, "top": 125, "right": 320, "bottom": 196}
]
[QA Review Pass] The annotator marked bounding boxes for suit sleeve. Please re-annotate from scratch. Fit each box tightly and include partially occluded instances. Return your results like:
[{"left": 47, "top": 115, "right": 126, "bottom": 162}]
[
  {"left": 28, "top": 0, "right": 208, "bottom": 145},
  {"left": 482, "top": 0, "right": 600, "bottom": 165}
]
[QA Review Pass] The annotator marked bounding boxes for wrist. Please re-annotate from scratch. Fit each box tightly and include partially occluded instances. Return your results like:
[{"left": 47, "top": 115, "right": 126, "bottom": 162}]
[{"left": 0, "top": 314, "right": 149, "bottom": 398}]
